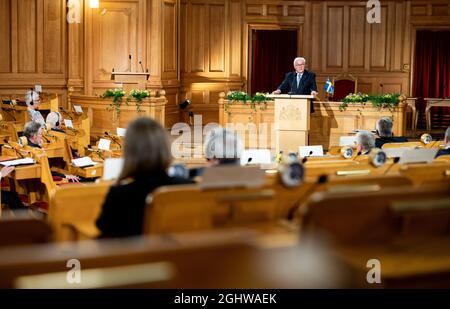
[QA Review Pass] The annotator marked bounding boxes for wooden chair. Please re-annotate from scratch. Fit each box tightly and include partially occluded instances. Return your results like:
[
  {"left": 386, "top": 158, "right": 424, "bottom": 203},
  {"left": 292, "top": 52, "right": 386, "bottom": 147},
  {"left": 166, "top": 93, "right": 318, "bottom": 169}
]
[
  {"left": 0, "top": 215, "right": 52, "bottom": 247},
  {"left": 301, "top": 182, "right": 450, "bottom": 244},
  {"left": 48, "top": 181, "right": 111, "bottom": 241},
  {"left": 399, "top": 161, "right": 450, "bottom": 185},
  {"left": 0, "top": 229, "right": 344, "bottom": 288},
  {"left": 144, "top": 185, "right": 279, "bottom": 235},
  {"left": 331, "top": 73, "right": 358, "bottom": 101},
  {"left": 382, "top": 141, "right": 425, "bottom": 149}
]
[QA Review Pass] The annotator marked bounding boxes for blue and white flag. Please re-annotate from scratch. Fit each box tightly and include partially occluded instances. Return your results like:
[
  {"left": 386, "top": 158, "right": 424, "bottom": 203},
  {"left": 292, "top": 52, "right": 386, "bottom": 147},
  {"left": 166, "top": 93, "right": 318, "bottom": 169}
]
[{"left": 324, "top": 78, "right": 334, "bottom": 94}]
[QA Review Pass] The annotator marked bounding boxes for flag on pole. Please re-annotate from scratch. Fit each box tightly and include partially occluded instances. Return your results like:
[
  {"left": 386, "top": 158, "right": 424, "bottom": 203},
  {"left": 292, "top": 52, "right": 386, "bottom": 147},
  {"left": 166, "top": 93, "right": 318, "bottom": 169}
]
[{"left": 324, "top": 77, "right": 334, "bottom": 94}]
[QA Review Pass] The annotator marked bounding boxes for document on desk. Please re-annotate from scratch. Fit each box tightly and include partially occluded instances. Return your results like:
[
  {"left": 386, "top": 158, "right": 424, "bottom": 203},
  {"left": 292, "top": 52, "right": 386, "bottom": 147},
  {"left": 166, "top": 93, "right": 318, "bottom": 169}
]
[
  {"left": 72, "top": 156, "right": 97, "bottom": 168},
  {"left": 0, "top": 157, "right": 36, "bottom": 166}
]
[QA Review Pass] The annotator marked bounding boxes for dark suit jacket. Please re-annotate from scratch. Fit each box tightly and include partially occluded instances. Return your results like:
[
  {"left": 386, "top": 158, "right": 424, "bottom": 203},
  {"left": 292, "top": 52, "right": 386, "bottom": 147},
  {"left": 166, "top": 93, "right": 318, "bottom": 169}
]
[
  {"left": 96, "top": 173, "right": 194, "bottom": 238},
  {"left": 435, "top": 147, "right": 450, "bottom": 158},
  {"left": 375, "top": 136, "right": 408, "bottom": 148},
  {"left": 277, "top": 70, "right": 318, "bottom": 113}
]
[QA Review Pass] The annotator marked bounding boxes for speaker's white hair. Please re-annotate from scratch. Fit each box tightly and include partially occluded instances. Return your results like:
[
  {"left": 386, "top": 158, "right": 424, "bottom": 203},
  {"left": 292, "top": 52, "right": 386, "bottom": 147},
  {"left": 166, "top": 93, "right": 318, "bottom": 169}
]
[{"left": 293, "top": 57, "right": 306, "bottom": 65}]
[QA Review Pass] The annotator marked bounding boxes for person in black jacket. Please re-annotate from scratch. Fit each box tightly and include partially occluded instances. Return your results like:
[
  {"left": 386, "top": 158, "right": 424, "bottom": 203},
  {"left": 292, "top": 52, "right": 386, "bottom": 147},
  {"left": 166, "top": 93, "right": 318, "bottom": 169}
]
[
  {"left": 96, "top": 117, "right": 194, "bottom": 238},
  {"left": 374, "top": 117, "right": 408, "bottom": 148},
  {"left": 272, "top": 57, "right": 318, "bottom": 113},
  {"left": 435, "top": 126, "right": 450, "bottom": 158}
]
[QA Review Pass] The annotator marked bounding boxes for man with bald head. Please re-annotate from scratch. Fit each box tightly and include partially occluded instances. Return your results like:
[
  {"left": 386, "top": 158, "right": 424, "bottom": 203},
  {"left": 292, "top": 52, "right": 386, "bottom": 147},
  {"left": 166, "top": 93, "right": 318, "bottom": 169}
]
[{"left": 272, "top": 57, "right": 318, "bottom": 113}]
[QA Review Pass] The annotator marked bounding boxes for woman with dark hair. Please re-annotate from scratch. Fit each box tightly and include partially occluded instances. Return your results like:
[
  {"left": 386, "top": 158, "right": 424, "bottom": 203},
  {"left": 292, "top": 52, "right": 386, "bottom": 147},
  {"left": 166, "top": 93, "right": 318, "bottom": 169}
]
[{"left": 96, "top": 117, "right": 193, "bottom": 238}]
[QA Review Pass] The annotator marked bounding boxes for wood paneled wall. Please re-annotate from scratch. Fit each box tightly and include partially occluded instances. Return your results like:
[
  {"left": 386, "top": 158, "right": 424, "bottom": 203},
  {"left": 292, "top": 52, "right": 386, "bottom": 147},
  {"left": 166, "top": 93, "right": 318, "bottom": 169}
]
[
  {"left": 1, "top": 0, "right": 450, "bottom": 126},
  {"left": 0, "top": 0, "right": 67, "bottom": 104}
]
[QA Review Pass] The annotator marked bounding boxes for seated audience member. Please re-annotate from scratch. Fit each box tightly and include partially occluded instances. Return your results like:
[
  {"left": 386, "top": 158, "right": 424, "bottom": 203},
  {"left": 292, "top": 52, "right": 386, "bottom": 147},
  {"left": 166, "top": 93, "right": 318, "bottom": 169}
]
[
  {"left": 356, "top": 130, "right": 375, "bottom": 155},
  {"left": 375, "top": 117, "right": 408, "bottom": 148},
  {"left": 204, "top": 127, "right": 243, "bottom": 166},
  {"left": 45, "top": 112, "right": 64, "bottom": 133},
  {"left": 1, "top": 166, "right": 26, "bottom": 211},
  {"left": 435, "top": 126, "right": 450, "bottom": 158},
  {"left": 96, "top": 117, "right": 194, "bottom": 238},
  {"left": 46, "top": 112, "right": 79, "bottom": 158},
  {"left": 188, "top": 127, "right": 243, "bottom": 178},
  {"left": 25, "top": 90, "right": 45, "bottom": 127},
  {"left": 23, "top": 121, "right": 80, "bottom": 182}
]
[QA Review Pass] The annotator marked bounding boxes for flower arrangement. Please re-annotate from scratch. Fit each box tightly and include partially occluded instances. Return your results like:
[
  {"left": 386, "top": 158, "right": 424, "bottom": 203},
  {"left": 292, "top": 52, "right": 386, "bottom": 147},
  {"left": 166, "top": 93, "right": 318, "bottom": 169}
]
[
  {"left": 225, "top": 91, "right": 272, "bottom": 114},
  {"left": 102, "top": 88, "right": 127, "bottom": 114},
  {"left": 129, "top": 89, "right": 150, "bottom": 112},
  {"left": 102, "top": 88, "right": 152, "bottom": 114},
  {"left": 339, "top": 92, "right": 400, "bottom": 112},
  {"left": 227, "top": 91, "right": 251, "bottom": 102}
]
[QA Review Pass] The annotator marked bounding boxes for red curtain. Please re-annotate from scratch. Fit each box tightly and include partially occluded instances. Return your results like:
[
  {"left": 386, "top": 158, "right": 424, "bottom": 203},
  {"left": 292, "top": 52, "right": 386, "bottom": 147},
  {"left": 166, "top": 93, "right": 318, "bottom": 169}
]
[
  {"left": 250, "top": 30, "right": 297, "bottom": 95},
  {"left": 412, "top": 30, "right": 450, "bottom": 126}
]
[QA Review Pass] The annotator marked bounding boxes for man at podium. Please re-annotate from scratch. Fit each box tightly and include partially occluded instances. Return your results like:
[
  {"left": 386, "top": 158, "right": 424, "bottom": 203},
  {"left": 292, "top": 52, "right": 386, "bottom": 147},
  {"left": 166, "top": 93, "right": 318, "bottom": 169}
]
[{"left": 272, "top": 57, "right": 318, "bottom": 113}]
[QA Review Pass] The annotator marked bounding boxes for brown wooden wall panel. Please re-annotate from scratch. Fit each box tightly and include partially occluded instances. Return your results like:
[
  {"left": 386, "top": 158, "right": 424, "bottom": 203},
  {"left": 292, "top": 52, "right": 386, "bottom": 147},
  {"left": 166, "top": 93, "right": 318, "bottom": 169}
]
[
  {"left": 17, "top": 0, "right": 37, "bottom": 73},
  {"left": 209, "top": 4, "right": 225, "bottom": 72},
  {"left": 310, "top": 2, "right": 322, "bottom": 72},
  {"left": 180, "top": 2, "right": 187, "bottom": 73},
  {"left": 392, "top": 1, "right": 405, "bottom": 71},
  {"left": 327, "top": 6, "right": 344, "bottom": 68},
  {"left": 289, "top": 6, "right": 305, "bottom": 17},
  {"left": 432, "top": 4, "right": 448, "bottom": 16},
  {"left": 0, "top": 0, "right": 11, "bottom": 73},
  {"left": 163, "top": 2, "right": 177, "bottom": 72},
  {"left": 191, "top": 3, "right": 205, "bottom": 72},
  {"left": 348, "top": 6, "right": 365, "bottom": 69},
  {"left": 229, "top": 0, "right": 242, "bottom": 77},
  {"left": 370, "top": 6, "right": 388, "bottom": 69},
  {"left": 43, "top": 0, "right": 63, "bottom": 73},
  {"left": 246, "top": 4, "right": 262, "bottom": 16},
  {"left": 411, "top": 5, "right": 427, "bottom": 16},
  {"left": 267, "top": 5, "right": 282, "bottom": 16},
  {"left": 91, "top": 3, "right": 138, "bottom": 82}
]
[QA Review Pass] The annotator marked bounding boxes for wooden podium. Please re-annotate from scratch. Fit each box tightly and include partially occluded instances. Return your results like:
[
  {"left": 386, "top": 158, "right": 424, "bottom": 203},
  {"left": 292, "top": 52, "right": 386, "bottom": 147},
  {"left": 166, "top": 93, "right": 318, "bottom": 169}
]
[
  {"left": 111, "top": 71, "right": 150, "bottom": 92},
  {"left": 267, "top": 94, "right": 314, "bottom": 153}
]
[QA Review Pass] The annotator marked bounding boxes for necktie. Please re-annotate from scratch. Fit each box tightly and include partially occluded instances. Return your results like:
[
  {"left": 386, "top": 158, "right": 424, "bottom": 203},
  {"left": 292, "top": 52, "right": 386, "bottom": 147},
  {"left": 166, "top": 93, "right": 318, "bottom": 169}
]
[{"left": 297, "top": 73, "right": 302, "bottom": 88}]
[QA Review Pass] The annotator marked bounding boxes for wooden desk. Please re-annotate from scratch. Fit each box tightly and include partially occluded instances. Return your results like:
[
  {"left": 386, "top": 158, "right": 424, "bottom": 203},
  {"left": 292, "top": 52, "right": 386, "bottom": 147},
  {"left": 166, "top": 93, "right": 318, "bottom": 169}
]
[
  {"left": 9, "top": 164, "right": 41, "bottom": 180},
  {"left": 425, "top": 98, "right": 450, "bottom": 131},
  {"left": 69, "top": 163, "right": 103, "bottom": 179}
]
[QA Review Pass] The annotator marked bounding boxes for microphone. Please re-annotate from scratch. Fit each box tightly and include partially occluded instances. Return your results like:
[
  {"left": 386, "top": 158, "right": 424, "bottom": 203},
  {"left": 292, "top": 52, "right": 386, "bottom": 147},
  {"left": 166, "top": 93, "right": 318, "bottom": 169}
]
[
  {"left": 128, "top": 54, "right": 132, "bottom": 71},
  {"left": 104, "top": 131, "right": 122, "bottom": 149},
  {"left": 245, "top": 157, "right": 253, "bottom": 166},
  {"left": 4, "top": 138, "right": 24, "bottom": 158},
  {"left": 188, "top": 111, "right": 194, "bottom": 126},
  {"left": 59, "top": 106, "right": 73, "bottom": 120},
  {"left": 301, "top": 151, "right": 313, "bottom": 164},
  {"left": 383, "top": 157, "right": 400, "bottom": 175},
  {"left": 380, "top": 83, "right": 384, "bottom": 95},
  {"left": 287, "top": 174, "right": 328, "bottom": 220},
  {"left": 139, "top": 61, "right": 144, "bottom": 73}
]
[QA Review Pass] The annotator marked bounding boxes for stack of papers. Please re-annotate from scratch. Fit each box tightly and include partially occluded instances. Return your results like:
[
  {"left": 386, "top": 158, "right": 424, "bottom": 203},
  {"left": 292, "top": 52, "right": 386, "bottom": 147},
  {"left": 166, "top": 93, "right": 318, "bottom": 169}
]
[
  {"left": 72, "top": 156, "right": 97, "bottom": 168},
  {"left": 0, "top": 158, "right": 35, "bottom": 166}
]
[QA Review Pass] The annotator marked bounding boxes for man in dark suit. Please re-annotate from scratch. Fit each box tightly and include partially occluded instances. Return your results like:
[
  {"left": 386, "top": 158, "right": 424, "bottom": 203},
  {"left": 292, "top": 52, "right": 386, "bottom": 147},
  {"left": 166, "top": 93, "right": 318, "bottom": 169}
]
[
  {"left": 374, "top": 117, "right": 408, "bottom": 148},
  {"left": 435, "top": 126, "right": 450, "bottom": 158},
  {"left": 272, "top": 57, "right": 318, "bottom": 113}
]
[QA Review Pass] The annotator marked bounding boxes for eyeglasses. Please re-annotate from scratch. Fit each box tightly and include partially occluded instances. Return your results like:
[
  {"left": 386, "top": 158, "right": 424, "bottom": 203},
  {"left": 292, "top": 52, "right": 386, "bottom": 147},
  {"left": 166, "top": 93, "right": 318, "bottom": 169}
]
[{"left": 294, "top": 63, "right": 305, "bottom": 67}]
